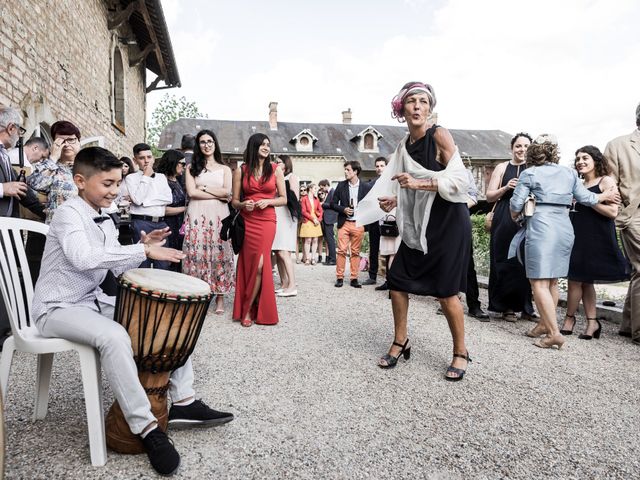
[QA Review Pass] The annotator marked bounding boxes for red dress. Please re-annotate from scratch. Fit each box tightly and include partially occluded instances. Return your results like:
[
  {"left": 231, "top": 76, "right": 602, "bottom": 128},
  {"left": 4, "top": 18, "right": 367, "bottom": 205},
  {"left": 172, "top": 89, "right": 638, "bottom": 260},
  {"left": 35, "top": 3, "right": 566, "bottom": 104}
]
[{"left": 232, "top": 165, "right": 279, "bottom": 325}]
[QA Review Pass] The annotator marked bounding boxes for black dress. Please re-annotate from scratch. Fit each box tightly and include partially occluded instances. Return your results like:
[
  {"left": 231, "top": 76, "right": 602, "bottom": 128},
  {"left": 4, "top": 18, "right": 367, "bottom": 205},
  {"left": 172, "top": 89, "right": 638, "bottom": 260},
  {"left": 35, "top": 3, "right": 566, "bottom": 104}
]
[
  {"left": 165, "top": 179, "right": 186, "bottom": 254},
  {"left": 488, "top": 162, "right": 532, "bottom": 313},
  {"left": 568, "top": 184, "right": 630, "bottom": 283},
  {"left": 386, "top": 126, "right": 471, "bottom": 298}
]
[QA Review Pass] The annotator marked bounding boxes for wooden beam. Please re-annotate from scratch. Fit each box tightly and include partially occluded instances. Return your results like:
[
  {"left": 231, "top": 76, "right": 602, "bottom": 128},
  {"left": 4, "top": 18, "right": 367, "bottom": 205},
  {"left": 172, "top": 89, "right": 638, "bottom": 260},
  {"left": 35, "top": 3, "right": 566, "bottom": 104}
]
[
  {"left": 108, "top": 2, "right": 137, "bottom": 31},
  {"left": 137, "top": 0, "right": 168, "bottom": 82},
  {"left": 129, "top": 44, "right": 155, "bottom": 67},
  {"left": 145, "top": 76, "right": 162, "bottom": 93}
]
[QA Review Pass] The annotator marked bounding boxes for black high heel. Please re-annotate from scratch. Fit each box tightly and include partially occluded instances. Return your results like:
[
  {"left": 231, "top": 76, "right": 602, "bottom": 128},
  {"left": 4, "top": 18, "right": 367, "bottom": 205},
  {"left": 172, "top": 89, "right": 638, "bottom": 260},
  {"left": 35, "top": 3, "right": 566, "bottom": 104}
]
[
  {"left": 560, "top": 313, "right": 576, "bottom": 335},
  {"left": 445, "top": 352, "right": 472, "bottom": 382},
  {"left": 378, "top": 338, "right": 411, "bottom": 369},
  {"left": 578, "top": 318, "right": 602, "bottom": 340}
]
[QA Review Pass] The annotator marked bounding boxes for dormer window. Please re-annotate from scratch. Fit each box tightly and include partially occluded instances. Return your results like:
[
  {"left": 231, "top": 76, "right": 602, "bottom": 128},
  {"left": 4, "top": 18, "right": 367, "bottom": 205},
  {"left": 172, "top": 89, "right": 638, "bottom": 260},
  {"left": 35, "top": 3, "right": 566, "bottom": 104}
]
[
  {"left": 351, "top": 126, "right": 382, "bottom": 153},
  {"left": 290, "top": 129, "right": 318, "bottom": 153}
]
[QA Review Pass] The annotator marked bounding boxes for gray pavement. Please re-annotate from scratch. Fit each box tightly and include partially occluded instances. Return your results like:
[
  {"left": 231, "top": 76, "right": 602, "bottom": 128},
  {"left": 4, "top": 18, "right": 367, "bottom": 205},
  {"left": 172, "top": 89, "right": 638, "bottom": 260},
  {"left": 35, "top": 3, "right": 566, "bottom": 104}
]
[{"left": 3, "top": 263, "right": 640, "bottom": 479}]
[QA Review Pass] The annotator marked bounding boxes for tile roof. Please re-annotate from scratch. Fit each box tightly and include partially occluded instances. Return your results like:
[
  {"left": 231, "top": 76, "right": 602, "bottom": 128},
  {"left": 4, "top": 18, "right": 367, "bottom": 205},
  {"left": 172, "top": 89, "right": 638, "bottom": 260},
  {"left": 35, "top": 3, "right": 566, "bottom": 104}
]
[{"left": 159, "top": 118, "right": 512, "bottom": 170}]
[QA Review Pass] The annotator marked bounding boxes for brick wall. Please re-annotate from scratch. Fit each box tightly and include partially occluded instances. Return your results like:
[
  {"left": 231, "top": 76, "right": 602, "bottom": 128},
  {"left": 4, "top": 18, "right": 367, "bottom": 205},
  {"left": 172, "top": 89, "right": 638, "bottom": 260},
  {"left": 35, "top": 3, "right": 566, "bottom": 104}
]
[{"left": 0, "top": 0, "right": 147, "bottom": 157}]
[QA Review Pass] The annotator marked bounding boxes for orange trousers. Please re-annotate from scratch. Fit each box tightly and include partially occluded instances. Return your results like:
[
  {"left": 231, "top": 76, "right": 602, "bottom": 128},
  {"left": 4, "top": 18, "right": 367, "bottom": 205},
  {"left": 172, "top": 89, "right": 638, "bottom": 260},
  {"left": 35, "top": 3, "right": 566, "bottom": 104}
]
[{"left": 336, "top": 221, "right": 364, "bottom": 280}]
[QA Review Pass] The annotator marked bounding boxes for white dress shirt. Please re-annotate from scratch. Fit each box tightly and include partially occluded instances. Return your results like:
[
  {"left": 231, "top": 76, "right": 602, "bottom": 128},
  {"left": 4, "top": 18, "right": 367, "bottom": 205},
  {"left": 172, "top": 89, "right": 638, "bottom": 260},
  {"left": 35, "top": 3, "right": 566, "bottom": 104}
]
[
  {"left": 348, "top": 179, "right": 360, "bottom": 221},
  {"left": 32, "top": 196, "right": 146, "bottom": 323},
  {"left": 124, "top": 171, "right": 172, "bottom": 217}
]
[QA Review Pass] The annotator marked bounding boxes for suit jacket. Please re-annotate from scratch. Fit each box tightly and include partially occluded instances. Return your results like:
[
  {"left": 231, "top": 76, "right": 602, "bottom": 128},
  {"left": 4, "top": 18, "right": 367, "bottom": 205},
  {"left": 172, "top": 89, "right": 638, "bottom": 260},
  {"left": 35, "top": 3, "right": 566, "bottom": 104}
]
[
  {"left": 0, "top": 149, "right": 45, "bottom": 219},
  {"left": 330, "top": 179, "right": 370, "bottom": 228},
  {"left": 604, "top": 128, "right": 640, "bottom": 228},
  {"left": 301, "top": 195, "right": 323, "bottom": 224},
  {"left": 321, "top": 187, "right": 338, "bottom": 225}
]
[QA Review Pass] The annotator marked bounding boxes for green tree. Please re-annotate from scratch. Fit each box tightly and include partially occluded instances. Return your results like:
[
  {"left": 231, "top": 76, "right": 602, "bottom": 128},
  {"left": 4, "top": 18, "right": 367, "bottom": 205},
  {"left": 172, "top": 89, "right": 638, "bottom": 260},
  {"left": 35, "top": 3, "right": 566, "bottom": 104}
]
[{"left": 146, "top": 94, "right": 207, "bottom": 153}]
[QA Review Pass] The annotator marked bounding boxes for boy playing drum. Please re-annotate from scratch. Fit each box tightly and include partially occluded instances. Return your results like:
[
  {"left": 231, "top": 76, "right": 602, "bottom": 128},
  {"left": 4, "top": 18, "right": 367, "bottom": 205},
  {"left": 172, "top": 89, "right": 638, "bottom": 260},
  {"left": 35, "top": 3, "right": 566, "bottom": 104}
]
[{"left": 31, "top": 147, "right": 233, "bottom": 476}]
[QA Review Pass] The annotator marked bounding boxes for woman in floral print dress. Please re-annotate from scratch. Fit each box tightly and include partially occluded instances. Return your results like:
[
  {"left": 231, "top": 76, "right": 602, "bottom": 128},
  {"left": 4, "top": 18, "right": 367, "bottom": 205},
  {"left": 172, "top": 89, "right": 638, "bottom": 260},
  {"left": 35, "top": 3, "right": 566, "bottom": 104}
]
[{"left": 182, "top": 129, "right": 235, "bottom": 314}]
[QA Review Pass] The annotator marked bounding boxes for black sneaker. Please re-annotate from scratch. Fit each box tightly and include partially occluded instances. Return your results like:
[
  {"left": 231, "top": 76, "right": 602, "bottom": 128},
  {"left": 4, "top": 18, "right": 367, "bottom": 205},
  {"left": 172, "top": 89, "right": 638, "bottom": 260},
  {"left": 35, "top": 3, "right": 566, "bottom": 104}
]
[
  {"left": 168, "top": 399, "right": 234, "bottom": 428},
  {"left": 141, "top": 428, "right": 180, "bottom": 476}
]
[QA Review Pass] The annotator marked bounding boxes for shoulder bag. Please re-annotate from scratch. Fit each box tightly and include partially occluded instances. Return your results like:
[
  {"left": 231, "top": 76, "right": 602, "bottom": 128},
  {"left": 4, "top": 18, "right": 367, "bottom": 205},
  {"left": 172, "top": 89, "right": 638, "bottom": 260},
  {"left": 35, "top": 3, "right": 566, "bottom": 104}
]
[
  {"left": 484, "top": 166, "right": 506, "bottom": 233},
  {"left": 220, "top": 167, "right": 245, "bottom": 254}
]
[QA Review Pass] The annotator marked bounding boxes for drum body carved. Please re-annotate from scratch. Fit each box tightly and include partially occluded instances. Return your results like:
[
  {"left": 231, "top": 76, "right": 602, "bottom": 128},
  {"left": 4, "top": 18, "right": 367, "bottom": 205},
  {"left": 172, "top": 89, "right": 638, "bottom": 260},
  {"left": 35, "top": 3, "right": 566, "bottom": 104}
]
[{"left": 106, "top": 269, "right": 211, "bottom": 454}]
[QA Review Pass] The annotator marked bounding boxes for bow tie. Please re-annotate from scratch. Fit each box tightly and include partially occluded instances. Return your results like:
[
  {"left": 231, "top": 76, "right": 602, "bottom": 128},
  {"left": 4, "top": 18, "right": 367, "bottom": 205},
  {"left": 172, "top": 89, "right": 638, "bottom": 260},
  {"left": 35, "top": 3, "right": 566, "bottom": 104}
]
[{"left": 93, "top": 216, "right": 111, "bottom": 224}]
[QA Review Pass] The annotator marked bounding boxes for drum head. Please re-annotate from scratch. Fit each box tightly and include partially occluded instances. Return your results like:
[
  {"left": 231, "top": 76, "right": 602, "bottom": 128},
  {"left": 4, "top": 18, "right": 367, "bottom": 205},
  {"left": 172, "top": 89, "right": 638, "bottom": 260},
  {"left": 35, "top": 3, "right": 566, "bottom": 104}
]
[{"left": 121, "top": 269, "right": 211, "bottom": 298}]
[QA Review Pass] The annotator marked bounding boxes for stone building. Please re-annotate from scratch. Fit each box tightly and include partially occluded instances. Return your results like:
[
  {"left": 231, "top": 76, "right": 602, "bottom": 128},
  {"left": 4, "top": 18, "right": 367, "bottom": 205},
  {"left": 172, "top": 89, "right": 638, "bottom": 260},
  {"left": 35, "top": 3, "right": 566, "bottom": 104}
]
[
  {"left": 159, "top": 102, "right": 511, "bottom": 201},
  {"left": 0, "top": 0, "right": 179, "bottom": 156}
]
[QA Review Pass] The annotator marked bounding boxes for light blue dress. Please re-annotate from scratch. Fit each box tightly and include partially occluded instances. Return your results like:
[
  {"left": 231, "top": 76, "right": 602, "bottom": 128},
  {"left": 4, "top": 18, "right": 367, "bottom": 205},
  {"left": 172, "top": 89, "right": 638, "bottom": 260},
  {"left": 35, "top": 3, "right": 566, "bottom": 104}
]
[{"left": 509, "top": 164, "right": 598, "bottom": 279}]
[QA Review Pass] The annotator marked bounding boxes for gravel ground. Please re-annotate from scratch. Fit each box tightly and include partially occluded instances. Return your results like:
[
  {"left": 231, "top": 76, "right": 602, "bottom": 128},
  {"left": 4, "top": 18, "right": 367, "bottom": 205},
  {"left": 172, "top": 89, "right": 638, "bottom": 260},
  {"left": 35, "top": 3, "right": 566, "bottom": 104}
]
[{"left": 3, "top": 263, "right": 640, "bottom": 479}]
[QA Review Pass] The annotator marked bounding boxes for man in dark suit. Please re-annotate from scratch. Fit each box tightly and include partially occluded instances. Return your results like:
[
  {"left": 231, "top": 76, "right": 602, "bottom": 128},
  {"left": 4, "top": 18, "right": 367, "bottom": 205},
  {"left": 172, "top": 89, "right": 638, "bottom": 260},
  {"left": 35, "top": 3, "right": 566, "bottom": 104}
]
[
  {"left": 363, "top": 157, "right": 388, "bottom": 286},
  {"left": 0, "top": 106, "right": 46, "bottom": 348},
  {"left": 319, "top": 179, "right": 337, "bottom": 265},
  {"left": 330, "top": 160, "right": 370, "bottom": 288}
]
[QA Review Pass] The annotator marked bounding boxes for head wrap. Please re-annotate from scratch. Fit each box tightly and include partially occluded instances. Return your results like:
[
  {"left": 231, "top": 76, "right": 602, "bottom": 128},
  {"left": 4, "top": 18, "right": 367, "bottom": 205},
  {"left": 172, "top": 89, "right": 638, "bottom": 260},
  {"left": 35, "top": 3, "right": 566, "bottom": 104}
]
[
  {"left": 391, "top": 82, "right": 436, "bottom": 122},
  {"left": 51, "top": 120, "right": 81, "bottom": 140}
]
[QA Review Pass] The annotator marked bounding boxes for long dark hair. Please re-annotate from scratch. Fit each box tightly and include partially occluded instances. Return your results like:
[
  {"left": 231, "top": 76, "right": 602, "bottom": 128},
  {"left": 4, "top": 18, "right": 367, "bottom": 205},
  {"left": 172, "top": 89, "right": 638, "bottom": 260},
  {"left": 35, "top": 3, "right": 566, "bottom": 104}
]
[
  {"left": 574, "top": 145, "right": 610, "bottom": 177},
  {"left": 190, "top": 129, "right": 223, "bottom": 178},
  {"left": 243, "top": 133, "right": 273, "bottom": 183},
  {"left": 155, "top": 149, "right": 185, "bottom": 178}
]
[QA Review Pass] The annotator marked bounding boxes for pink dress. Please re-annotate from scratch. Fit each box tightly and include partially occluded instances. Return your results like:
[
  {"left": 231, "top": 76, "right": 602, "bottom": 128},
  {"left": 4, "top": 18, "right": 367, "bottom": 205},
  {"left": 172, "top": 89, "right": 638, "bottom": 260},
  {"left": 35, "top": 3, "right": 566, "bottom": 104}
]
[{"left": 182, "top": 169, "right": 235, "bottom": 295}]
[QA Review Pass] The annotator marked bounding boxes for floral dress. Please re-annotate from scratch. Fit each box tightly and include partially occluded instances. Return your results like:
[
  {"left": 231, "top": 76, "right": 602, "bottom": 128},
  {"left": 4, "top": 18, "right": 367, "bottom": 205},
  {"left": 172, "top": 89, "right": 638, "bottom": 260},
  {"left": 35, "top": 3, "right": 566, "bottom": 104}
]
[
  {"left": 182, "top": 168, "right": 235, "bottom": 295},
  {"left": 27, "top": 158, "right": 77, "bottom": 223}
]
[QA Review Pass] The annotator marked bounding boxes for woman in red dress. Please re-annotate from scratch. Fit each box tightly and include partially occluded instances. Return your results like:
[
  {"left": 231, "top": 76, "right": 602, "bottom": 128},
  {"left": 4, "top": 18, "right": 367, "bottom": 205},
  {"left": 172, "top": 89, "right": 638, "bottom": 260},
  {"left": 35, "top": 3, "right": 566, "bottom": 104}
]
[{"left": 232, "top": 133, "right": 287, "bottom": 326}]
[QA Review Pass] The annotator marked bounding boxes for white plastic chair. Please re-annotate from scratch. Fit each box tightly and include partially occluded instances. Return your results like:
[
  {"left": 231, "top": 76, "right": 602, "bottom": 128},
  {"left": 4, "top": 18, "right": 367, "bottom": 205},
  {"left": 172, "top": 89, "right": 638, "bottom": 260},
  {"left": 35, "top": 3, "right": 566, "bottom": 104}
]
[{"left": 0, "top": 218, "right": 107, "bottom": 466}]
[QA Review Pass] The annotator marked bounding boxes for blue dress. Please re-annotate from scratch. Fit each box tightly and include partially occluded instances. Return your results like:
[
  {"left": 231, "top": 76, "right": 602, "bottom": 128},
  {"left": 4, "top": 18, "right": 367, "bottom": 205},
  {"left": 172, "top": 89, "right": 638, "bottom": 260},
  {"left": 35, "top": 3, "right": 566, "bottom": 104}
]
[{"left": 509, "top": 164, "right": 598, "bottom": 279}]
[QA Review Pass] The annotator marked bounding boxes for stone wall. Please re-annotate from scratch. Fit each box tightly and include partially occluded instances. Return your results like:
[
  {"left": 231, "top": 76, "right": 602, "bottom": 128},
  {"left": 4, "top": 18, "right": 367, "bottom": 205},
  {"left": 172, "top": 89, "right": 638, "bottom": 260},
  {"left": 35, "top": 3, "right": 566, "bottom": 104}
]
[{"left": 0, "top": 0, "right": 147, "bottom": 157}]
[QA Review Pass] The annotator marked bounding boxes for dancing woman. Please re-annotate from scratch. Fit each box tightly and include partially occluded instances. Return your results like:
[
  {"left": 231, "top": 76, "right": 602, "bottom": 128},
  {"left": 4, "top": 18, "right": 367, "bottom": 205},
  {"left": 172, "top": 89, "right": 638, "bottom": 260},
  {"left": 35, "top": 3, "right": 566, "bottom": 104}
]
[
  {"left": 361, "top": 81, "right": 473, "bottom": 381},
  {"left": 232, "top": 133, "right": 287, "bottom": 326}
]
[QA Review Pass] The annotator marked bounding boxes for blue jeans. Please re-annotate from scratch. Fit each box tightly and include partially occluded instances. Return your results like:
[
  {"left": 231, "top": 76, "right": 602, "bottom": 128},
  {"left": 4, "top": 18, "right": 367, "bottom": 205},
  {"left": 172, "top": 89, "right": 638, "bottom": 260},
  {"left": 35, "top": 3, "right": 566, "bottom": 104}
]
[{"left": 131, "top": 218, "right": 171, "bottom": 270}]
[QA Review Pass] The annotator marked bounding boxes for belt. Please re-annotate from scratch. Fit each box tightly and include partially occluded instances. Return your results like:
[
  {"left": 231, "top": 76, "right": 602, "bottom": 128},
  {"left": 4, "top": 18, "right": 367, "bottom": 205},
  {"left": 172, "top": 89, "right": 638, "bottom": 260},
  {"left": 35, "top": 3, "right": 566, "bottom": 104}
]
[
  {"left": 345, "top": 219, "right": 356, "bottom": 222},
  {"left": 130, "top": 214, "right": 165, "bottom": 222}
]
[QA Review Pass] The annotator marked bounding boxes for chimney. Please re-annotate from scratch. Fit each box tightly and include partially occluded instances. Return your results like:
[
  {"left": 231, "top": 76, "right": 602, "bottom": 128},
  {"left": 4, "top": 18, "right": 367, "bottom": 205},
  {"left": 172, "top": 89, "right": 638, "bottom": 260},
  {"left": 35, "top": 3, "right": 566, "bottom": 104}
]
[
  {"left": 268, "top": 101, "right": 278, "bottom": 130},
  {"left": 342, "top": 108, "right": 352, "bottom": 124}
]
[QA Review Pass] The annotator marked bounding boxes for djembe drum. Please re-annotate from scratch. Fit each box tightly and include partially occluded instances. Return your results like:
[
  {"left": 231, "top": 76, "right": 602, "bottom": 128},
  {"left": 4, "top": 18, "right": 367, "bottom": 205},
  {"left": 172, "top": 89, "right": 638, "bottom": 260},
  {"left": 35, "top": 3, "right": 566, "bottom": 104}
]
[{"left": 105, "top": 269, "right": 212, "bottom": 454}]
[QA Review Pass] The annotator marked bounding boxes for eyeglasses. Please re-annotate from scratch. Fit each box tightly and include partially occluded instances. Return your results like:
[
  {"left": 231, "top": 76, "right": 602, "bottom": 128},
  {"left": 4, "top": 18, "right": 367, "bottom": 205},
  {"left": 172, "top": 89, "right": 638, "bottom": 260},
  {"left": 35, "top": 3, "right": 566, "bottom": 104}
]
[
  {"left": 199, "top": 140, "right": 215, "bottom": 146},
  {"left": 178, "top": 161, "right": 186, "bottom": 165},
  {"left": 58, "top": 137, "right": 79, "bottom": 145},
  {"left": 0, "top": 123, "right": 26, "bottom": 136}
]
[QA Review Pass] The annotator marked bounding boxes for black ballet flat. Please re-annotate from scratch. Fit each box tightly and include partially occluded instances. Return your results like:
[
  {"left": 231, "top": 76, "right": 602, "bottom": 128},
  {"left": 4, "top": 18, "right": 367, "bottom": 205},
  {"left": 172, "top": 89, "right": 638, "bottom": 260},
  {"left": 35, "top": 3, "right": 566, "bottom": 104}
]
[
  {"left": 445, "top": 352, "right": 472, "bottom": 382},
  {"left": 378, "top": 339, "right": 411, "bottom": 369}
]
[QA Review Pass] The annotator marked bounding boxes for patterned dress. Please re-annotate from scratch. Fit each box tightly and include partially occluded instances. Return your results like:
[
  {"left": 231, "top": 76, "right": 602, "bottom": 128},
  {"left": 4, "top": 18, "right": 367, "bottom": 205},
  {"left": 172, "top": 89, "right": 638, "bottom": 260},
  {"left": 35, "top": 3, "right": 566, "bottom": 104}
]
[
  {"left": 27, "top": 158, "right": 77, "bottom": 223},
  {"left": 182, "top": 168, "right": 235, "bottom": 295}
]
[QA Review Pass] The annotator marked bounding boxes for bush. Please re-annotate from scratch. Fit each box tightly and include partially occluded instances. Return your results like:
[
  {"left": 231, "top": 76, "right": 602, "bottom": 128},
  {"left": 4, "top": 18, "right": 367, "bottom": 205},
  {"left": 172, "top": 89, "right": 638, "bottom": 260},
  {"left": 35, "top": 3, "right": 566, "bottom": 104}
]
[{"left": 471, "top": 214, "right": 490, "bottom": 277}]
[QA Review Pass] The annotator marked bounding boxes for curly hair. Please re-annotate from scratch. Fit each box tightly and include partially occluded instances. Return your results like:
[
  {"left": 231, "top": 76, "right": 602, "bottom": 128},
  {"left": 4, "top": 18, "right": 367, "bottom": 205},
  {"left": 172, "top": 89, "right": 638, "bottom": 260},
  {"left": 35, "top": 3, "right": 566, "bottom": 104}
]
[
  {"left": 574, "top": 145, "right": 610, "bottom": 177},
  {"left": 510, "top": 132, "right": 532, "bottom": 149},
  {"left": 526, "top": 140, "right": 559, "bottom": 166}
]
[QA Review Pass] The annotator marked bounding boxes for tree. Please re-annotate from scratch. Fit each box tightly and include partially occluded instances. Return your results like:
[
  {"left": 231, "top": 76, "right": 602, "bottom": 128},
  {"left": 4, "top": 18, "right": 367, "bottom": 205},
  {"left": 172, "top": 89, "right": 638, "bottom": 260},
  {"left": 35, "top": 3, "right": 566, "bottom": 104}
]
[{"left": 146, "top": 94, "right": 207, "bottom": 151}]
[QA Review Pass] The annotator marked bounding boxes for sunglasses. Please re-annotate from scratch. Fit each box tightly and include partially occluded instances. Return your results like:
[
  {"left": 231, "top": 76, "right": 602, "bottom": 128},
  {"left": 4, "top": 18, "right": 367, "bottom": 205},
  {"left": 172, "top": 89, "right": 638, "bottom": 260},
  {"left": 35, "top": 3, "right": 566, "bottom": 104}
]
[{"left": 178, "top": 161, "right": 186, "bottom": 165}]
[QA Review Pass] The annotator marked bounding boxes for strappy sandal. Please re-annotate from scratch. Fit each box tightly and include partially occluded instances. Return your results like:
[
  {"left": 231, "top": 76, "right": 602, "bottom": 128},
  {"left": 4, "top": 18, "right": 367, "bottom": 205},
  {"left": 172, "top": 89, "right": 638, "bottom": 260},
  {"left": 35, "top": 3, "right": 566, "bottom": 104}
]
[
  {"left": 445, "top": 352, "right": 472, "bottom": 382},
  {"left": 378, "top": 339, "right": 411, "bottom": 369},
  {"left": 560, "top": 313, "right": 576, "bottom": 335}
]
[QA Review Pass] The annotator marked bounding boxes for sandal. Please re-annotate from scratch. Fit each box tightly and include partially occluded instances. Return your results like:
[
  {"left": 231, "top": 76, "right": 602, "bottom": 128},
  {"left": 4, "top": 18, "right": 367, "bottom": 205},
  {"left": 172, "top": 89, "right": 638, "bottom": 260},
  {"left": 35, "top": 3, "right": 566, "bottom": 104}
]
[
  {"left": 502, "top": 312, "right": 517, "bottom": 323},
  {"left": 560, "top": 313, "right": 576, "bottom": 335},
  {"left": 240, "top": 318, "right": 253, "bottom": 328},
  {"left": 525, "top": 324, "right": 548, "bottom": 338},
  {"left": 378, "top": 339, "right": 411, "bottom": 369},
  {"left": 445, "top": 352, "right": 472, "bottom": 382}
]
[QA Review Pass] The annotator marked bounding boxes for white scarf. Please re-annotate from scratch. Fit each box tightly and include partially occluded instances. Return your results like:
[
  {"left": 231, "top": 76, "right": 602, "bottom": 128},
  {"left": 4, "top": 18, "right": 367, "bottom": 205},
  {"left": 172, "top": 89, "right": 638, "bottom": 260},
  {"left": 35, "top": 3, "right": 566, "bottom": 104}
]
[{"left": 356, "top": 134, "right": 469, "bottom": 253}]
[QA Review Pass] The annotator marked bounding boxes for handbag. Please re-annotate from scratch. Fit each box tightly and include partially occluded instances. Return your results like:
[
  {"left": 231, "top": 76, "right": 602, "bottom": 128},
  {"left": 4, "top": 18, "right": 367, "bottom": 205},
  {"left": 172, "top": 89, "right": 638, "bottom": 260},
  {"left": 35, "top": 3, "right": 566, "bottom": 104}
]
[
  {"left": 484, "top": 165, "right": 507, "bottom": 233},
  {"left": 523, "top": 194, "right": 536, "bottom": 217},
  {"left": 380, "top": 214, "right": 399, "bottom": 237},
  {"left": 220, "top": 167, "right": 245, "bottom": 254},
  {"left": 220, "top": 208, "right": 244, "bottom": 254}
]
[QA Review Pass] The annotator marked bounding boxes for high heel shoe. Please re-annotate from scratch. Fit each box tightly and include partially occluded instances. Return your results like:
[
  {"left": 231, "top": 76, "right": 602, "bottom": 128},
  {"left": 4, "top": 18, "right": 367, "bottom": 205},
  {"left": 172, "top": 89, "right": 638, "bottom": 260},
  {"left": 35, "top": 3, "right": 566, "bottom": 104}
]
[
  {"left": 525, "top": 324, "right": 548, "bottom": 338},
  {"left": 578, "top": 318, "right": 602, "bottom": 340},
  {"left": 445, "top": 352, "right": 472, "bottom": 381},
  {"left": 533, "top": 334, "right": 566, "bottom": 350},
  {"left": 560, "top": 313, "right": 576, "bottom": 335},
  {"left": 378, "top": 338, "right": 411, "bottom": 369}
]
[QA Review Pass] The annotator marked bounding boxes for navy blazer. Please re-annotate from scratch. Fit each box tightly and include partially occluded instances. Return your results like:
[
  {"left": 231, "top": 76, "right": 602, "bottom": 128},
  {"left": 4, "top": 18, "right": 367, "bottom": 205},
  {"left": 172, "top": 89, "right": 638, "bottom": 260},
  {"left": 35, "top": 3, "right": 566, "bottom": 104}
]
[
  {"left": 321, "top": 187, "right": 338, "bottom": 225},
  {"left": 330, "top": 179, "right": 370, "bottom": 228}
]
